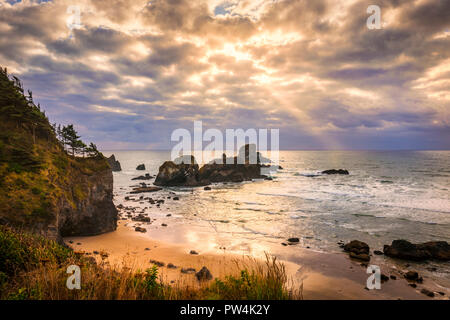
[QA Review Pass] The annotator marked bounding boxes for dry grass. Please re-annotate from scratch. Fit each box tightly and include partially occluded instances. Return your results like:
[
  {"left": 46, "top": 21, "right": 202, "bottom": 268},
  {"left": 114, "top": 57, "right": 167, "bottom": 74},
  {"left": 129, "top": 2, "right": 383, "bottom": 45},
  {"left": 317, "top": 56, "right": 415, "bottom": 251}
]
[{"left": 0, "top": 226, "right": 302, "bottom": 300}]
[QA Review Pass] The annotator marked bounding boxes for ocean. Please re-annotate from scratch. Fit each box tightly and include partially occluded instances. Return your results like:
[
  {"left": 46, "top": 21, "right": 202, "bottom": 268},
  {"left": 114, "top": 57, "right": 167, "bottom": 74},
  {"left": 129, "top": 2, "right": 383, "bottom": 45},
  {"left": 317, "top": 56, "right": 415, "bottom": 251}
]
[{"left": 103, "top": 150, "right": 450, "bottom": 286}]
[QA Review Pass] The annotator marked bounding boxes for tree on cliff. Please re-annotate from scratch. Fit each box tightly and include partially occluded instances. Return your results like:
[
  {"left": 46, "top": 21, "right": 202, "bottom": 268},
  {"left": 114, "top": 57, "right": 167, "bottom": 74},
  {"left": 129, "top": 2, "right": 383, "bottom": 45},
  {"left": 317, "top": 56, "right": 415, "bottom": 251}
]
[
  {"left": 85, "top": 142, "right": 101, "bottom": 158},
  {"left": 61, "top": 124, "right": 81, "bottom": 156}
]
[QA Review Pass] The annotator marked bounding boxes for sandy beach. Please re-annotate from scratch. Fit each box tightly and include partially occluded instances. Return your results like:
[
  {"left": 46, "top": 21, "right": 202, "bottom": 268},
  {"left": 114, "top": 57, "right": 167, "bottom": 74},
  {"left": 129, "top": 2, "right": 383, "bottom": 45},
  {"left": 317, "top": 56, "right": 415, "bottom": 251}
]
[{"left": 64, "top": 219, "right": 445, "bottom": 300}]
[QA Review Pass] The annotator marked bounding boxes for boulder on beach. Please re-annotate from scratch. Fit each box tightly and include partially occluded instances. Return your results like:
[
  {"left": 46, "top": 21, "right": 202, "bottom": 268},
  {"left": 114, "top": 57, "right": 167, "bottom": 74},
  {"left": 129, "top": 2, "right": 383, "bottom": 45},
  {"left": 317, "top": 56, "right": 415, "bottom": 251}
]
[
  {"left": 149, "top": 260, "right": 165, "bottom": 267},
  {"left": 383, "top": 240, "right": 450, "bottom": 261},
  {"left": 196, "top": 266, "right": 213, "bottom": 281},
  {"left": 420, "top": 289, "right": 435, "bottom": 298},
  {"left": 404, "top": 271, "right": 419, "bottom": 281},
  {"left": 131, "top": 214, "right": 151, "bottom": 222},
  {"left": 322, "top": 169, "right": 349, "bottom": 175},
  {"left": 136, "top": 164, "right": 146, "bottom": 170},
  {"left": 107, "top": 154, "right": 122, "bottom": 172},
  {"left": 343, "top": 240, "right": 370, "bottom": 261},
  {"left": 344, "top": 240, "right": 369, "bottom": 254},
  {"left": 349, "top": 252, "right": 370, "bottom": 261},
  {"left": 134, "top": 227, "right": 147, "bottom": 233}
]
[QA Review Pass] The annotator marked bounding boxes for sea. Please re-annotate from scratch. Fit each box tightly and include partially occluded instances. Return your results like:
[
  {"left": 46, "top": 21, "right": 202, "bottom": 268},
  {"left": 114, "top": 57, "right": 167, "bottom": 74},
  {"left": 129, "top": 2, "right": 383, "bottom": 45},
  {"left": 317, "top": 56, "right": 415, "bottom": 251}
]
[{"left": 103, "top": 150, "right": 450, "bottom": 288}]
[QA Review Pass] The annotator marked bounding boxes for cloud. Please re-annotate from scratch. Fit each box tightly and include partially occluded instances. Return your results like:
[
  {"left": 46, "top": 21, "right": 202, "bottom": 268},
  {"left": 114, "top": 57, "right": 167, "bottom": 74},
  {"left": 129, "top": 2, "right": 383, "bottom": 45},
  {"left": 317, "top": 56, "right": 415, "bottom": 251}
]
[{"left": 0, "top": 0, "right": 448, "bottom": 150}]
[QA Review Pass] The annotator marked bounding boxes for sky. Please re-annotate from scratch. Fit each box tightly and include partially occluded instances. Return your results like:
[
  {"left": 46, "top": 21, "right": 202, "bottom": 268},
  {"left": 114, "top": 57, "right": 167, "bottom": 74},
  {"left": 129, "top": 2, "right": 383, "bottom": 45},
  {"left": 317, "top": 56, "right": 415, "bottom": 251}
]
[{"left": 0, "top": 0, "right": 449, "bottom": 150}]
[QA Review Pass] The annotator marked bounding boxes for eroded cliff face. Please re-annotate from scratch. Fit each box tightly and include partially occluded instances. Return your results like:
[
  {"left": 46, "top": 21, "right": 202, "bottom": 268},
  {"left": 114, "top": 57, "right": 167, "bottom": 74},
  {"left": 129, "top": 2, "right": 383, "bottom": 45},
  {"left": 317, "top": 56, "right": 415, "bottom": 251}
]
[
  {"left": 26, "top": 165, "right": 118, "bottom": 242},
  {"left": 0, "top": 67, "right": 117, "bottom": 242},
  {"left": 58, "top": 167, "right": 117, "bottom": 238}
]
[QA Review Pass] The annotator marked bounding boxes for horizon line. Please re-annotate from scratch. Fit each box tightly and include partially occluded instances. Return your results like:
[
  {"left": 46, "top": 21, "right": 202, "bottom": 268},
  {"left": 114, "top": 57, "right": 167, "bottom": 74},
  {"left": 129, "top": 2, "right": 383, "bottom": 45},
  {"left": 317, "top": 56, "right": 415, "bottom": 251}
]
[{"left": 100, "top": 148, "right": 450, "bottom": 152}]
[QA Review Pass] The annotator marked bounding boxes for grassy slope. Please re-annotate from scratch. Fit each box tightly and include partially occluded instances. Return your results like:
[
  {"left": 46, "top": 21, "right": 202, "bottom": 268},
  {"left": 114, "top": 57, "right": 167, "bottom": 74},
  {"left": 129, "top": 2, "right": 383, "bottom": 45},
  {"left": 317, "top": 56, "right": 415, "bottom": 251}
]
[
  {"left": 0, "top": 226, "right": 299, "bottom": 300},
  {"left": 0, "top": 67, "right": 109, "bottom": 230}
]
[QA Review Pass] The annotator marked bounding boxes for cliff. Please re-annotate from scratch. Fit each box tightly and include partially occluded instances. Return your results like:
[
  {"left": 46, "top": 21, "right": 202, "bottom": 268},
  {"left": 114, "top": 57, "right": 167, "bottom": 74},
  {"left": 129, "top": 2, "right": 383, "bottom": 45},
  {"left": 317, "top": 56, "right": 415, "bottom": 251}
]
[{"left": 0, "top": 67, "right": 117, "bottom": 242}]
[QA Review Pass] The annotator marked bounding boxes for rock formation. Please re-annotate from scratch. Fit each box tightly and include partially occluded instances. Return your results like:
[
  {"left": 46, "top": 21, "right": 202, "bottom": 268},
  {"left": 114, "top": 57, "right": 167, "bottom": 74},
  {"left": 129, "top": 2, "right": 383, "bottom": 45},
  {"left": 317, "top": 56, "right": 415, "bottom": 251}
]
[
  {"left": 343, "top": 240, "right": 370, "bottom": 261},
  {"left": 196, "top": 266, "right": 213, "bottom": 281},
  {"left": 58, "top": 167, "right": 117, "bottom": 238},
  {"left": 154, "top": 145, "right": 269, "bottom": 187},
  {"left": 136, "top": 164, "right": 146, "bottom": 170},
  {"left": 383, "top": 240, "right": 450, "bottom": 261},
  {"left": 106, "top": 154, "right": 122, "bottom": 171},
  {"left": 154, "top": 155, "right": 204, "bottom": 186}
]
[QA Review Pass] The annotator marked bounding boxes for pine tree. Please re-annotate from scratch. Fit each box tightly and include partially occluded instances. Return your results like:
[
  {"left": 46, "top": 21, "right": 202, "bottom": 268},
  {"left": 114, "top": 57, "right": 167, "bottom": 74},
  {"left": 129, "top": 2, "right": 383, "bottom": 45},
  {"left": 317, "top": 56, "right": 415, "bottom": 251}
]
[
  {"left": 61, "top": 124, "right": 80, "bottom": 156},
  {"left": 86, "top": 142, "right": 100, "bottom": 158}
]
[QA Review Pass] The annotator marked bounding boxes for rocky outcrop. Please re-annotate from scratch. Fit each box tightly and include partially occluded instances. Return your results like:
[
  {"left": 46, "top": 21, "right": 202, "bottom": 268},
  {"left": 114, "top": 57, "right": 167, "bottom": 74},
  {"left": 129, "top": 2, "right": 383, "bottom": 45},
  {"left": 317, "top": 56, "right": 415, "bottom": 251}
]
[
  {"left": 154, "top": 160, "right": 267, "bottom": 186},
  {"left": 106, "top": 154, "right": 122, "bottom": 172},
  {"left": 322, "top": 169, "right": 349, "bottom": 175},
  {"left": 154, "top": 145, "right": 268, "bottom": 187},
  {"left": 58, "top": 167, "right": 117, "bottom": 238},
  {"left": 198, "top": 162, "right": 265, "bottom": 183},
  {"left": 383, "top": 240, "right": 450, "bottom": 261},
  {"left": 343, "top": 240, "right": 370, "bottom": 261},
  {"left": 154, "top": 156, "right": 204, "bottom": 186},
  {"left": 136, "top": 164, "right": 146, "bottom": 170}
]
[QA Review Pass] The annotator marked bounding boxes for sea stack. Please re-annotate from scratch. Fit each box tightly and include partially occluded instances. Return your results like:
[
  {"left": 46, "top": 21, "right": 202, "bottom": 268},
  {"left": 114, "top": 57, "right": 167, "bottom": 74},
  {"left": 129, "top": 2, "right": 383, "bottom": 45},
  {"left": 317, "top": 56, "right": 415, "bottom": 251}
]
[{"left": 107, "top": 154, "right": 122, "bottom": 171}]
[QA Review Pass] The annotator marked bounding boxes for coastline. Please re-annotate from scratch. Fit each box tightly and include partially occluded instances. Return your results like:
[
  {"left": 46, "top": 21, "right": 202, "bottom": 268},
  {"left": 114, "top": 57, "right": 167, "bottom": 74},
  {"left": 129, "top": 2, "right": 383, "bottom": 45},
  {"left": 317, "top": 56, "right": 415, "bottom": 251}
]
[{"left": 64, "top": 220, "right": 445, "bottom": 300}]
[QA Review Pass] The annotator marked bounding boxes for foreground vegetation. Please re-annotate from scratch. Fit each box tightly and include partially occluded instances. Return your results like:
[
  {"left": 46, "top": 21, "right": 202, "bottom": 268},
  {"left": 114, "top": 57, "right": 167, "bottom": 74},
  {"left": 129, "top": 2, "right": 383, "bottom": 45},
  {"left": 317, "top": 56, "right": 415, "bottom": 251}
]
[{"left": 0, "top": 225, "right": 300, "bottom": 300}]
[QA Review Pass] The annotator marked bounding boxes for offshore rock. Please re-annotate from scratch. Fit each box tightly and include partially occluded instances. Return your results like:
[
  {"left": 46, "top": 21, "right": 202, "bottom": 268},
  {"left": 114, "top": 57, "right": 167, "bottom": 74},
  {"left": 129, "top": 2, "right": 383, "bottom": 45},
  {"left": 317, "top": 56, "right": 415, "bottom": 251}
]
[
  {"left": 106, "top": 154, "right": 122, "bottom": 172},
  {"left": 154, "top": 145, "right": 268, "bottom": 187}
]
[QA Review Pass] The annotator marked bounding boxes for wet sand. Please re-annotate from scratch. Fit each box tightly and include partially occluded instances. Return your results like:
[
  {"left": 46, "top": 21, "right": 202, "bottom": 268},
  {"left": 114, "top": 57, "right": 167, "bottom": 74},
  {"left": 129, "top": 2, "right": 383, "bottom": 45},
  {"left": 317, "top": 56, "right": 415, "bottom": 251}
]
[{"left": 64, "top": 220, "right": 445, "bottom": 300}]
